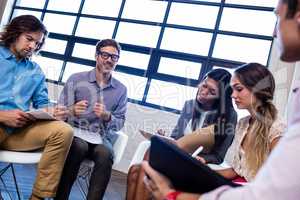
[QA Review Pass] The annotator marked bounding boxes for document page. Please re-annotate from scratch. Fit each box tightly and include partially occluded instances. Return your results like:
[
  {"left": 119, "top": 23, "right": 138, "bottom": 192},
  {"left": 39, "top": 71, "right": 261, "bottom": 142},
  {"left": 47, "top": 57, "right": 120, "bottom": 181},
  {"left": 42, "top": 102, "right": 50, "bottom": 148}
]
[
  {"left": 26, "top": 109, "right": 56, "bottom": 120},
  {"left": 73, "top": 127, "right": 103, "bottom": 144}
]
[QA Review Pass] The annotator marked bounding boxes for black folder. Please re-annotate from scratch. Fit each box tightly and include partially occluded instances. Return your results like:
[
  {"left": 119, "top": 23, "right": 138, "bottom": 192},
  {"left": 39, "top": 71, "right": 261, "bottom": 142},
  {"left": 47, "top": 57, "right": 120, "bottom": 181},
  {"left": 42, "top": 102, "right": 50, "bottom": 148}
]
[{"left": 149, "top": 136, "right": 240, "bottom": 194}]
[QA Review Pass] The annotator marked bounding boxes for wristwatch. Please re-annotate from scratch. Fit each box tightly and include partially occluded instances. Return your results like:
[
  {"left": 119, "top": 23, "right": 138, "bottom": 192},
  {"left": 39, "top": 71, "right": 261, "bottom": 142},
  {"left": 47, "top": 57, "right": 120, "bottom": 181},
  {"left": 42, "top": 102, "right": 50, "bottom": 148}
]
[{"left": 164, "top": 191, "right": 182, "bottom": 200}]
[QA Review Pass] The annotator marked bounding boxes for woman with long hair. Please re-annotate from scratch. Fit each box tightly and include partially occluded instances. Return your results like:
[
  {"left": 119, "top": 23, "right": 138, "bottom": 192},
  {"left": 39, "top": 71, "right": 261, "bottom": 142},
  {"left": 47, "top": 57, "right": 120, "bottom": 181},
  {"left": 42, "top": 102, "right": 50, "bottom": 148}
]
[
  {"left": 142, "top": 62, "right": 286, "bottom": 200},
  {"left": 126, "top": 69, "right": 237, "bottom": 200}
]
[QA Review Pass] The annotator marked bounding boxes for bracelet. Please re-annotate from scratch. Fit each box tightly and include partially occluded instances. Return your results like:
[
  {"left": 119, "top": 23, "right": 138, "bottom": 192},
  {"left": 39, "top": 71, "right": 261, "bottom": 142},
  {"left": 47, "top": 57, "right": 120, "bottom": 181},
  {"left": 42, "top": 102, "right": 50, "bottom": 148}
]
[{"left": 164, "top": 191, "right": 182, "bottom": 200}]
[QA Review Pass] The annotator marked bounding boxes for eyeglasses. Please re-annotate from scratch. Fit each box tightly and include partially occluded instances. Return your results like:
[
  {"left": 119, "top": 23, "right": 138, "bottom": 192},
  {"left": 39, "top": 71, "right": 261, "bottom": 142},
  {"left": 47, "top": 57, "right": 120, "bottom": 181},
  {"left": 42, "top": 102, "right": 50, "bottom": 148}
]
[{"left": 97, "top": 51, "right": 120, "bottom": 62}]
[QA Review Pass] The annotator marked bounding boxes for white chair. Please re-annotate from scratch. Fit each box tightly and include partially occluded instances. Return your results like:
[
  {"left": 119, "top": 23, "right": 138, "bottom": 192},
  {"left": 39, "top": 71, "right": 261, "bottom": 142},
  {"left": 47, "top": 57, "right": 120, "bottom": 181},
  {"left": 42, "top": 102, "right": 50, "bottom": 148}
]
[
  {"left": 128, "top": 140, "right": 150, "bottom": 169},
  {"left": 76, "top": 131, "right": 128, "bottom": 197},
  {"left": 0, "top": 150, "right": 42, "bottom": 200}
]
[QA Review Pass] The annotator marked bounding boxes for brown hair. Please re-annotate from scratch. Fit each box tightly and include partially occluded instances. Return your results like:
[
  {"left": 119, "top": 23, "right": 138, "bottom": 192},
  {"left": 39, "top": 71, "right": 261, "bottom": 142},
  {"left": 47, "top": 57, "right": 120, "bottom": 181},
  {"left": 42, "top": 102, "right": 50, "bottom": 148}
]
[
  {"left": 0, "top": 15, "right": 48, "bottom": 53},
  {"left": 282, "top": 0, "right": 300, "bottom": 18},
  {"left": 95, "top": 39, "right": 121, "bottom": 55},
  {"left": 234, "top": 63, "right": 277, "bottom": 175}
]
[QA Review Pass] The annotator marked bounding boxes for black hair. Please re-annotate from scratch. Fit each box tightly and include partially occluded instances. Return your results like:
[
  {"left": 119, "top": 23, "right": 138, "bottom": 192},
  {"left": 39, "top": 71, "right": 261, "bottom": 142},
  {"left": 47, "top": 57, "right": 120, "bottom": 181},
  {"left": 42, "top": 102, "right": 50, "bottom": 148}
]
[{"left": 191, "top": 68, "right": 233, "bottom": 132}]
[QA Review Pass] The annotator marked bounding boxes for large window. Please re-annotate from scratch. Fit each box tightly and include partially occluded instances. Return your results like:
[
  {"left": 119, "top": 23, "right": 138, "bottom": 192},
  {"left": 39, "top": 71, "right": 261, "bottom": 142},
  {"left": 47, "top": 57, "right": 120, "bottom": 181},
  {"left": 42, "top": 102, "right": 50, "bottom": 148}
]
[{"left": 10, "top": 0, "right": 277, "bottom": 112}]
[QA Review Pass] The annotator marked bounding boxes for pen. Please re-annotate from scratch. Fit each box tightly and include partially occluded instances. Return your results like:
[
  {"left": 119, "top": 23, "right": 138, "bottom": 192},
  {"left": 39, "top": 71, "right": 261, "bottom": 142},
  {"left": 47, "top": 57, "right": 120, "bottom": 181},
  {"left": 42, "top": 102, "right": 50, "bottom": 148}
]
[{"left": 191, "top": 146, "right": 204, "bottom": 158}]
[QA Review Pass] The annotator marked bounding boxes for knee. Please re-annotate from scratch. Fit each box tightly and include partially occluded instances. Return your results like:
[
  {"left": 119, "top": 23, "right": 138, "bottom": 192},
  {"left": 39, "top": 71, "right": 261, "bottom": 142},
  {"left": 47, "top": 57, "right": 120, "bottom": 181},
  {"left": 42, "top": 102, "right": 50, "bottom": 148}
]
[
  {"left": 93, "top": 146, "right": 114, "bottom": 167},
  {"left": 69, "top": 138, "right": 88, "bottom": 157},
  {"left": 127, "top": 164, "right": 141, "bottom": 182},
  {"left": 49, "top": 121, "right": 73, "bottom": 143}
]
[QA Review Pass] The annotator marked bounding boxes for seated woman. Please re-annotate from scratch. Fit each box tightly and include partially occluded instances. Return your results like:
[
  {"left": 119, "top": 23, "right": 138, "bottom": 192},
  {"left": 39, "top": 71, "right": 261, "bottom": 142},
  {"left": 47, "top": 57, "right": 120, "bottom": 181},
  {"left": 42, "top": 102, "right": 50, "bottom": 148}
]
[
  {"left": 126, "top": 69, "right": 237, "bottom": 200},
  {"left": 142, "top": 62, "right": 286, "bottom": 200}
]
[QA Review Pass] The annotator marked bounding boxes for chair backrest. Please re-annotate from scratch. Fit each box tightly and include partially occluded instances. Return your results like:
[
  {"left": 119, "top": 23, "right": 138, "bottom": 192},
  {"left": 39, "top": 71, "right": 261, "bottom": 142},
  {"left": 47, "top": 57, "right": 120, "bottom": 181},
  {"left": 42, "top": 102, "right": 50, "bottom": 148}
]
[
  {"left": 128, "top": 140, "right": 150, "bottom": 169},
  {"left": 113, "top": 131, "right": 128, "bottom": 167},
  {"left": 0, "top": 150, "right": 42, "bottom": 164}
]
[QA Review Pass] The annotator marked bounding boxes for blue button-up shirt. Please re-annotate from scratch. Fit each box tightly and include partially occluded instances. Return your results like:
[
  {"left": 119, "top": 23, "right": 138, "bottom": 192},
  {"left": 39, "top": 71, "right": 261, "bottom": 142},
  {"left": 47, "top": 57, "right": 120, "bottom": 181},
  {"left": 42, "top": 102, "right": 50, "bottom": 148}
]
[
  {"left": 58, "top": 69, "right": 127, "bottom": 145},
  {"left": 0, "top": 46, "right": 49, "bottom": 133}
]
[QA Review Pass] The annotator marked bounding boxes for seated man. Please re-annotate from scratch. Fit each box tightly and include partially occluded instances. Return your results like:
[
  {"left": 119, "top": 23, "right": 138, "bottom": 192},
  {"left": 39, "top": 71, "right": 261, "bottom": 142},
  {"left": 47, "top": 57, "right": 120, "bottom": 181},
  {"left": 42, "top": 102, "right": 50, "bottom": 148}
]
[
  {"left": 0, "top": 15, "right": 73, "bottom": 200},
  {"left": 55, "top": 39, "right": 127, "bottom": 200}
]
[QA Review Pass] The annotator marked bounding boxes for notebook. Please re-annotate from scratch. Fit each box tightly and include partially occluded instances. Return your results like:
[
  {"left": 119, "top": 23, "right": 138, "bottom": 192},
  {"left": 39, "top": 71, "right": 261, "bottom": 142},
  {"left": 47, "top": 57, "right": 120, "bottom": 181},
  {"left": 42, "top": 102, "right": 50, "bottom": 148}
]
[{"left": 149, "top": 136, "right": 240, "bottom": 193}]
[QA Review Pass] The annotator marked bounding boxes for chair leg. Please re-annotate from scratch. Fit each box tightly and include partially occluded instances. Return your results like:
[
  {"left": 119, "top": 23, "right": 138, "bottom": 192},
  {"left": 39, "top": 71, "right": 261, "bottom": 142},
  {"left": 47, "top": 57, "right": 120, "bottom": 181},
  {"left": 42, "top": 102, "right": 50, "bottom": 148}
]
[
  {"left": 10, "top": 164, "right": 21, "bottom": 200},
  {"left": 0, "top": 164, "right": 16, "bottom": 200},
  {"left": 0, "top": 176, "right": 14, "bottom": 200}
]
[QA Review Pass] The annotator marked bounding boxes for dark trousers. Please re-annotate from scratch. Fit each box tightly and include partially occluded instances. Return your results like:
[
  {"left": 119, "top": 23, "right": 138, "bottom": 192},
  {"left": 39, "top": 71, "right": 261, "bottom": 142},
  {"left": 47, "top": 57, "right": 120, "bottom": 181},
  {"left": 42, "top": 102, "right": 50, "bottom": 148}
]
[{"left": 55, "top": 137, "right": 114, "bottom": 200}]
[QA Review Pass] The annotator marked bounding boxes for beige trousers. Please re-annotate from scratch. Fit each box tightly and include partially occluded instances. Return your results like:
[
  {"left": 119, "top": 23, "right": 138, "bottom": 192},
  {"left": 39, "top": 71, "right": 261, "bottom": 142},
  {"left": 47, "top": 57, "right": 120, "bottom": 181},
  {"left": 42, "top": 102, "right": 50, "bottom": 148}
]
[
  {"left": 0, "top": 121, "right": 73, "bottom": 198},
  {"left": 177, "top": 124, "right": 215, "bottom": 154}
]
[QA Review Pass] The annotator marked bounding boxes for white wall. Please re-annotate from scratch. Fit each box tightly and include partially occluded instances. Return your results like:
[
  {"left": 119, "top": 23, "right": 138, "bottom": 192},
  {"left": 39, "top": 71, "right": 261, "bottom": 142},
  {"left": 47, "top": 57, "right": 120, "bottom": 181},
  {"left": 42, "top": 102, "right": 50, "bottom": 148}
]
[{"left": 268, "top": 39, "right": 296, "bottom": 122}]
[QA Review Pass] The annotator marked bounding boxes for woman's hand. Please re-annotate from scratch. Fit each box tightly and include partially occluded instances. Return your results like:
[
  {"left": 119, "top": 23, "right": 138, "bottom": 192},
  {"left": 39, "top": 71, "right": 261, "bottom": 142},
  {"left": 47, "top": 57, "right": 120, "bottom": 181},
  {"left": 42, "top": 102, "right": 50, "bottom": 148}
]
[
  {"left": 195, "top": 156, "right": 206, "bottom": 164},
  {"left": 142, "top": 161, "right": 175, "bottom": 200},
  {"left": 156, "top": 129, "right": 166, "bottom": 136}
]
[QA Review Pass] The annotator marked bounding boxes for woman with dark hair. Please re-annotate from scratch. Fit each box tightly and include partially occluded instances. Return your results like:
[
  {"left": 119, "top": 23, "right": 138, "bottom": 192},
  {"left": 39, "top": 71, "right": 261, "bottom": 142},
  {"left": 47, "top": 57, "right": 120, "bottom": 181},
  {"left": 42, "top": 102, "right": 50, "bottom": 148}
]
[
  {"left": 126, "top": 69, "right": 237, "bottom": 200},
  {"left": 142, "top": 62, "right": 286, "bottom": 200}
]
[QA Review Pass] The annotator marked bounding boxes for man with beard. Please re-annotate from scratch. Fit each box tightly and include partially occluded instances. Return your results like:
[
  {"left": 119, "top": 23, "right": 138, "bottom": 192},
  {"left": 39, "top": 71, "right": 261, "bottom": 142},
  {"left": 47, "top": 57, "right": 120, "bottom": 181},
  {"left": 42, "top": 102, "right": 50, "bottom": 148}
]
[
  {"left": 55, "top": 39, "right": 127, "bottom": 200},
  {"left": 0, "top": 15, "right": 73, "bottom": 200}
]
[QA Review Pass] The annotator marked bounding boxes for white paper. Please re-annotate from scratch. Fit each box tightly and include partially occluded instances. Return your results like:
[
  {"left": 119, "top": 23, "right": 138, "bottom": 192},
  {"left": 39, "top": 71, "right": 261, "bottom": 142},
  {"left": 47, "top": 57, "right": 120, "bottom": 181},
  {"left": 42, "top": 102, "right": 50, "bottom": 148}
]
[
  {"left": 26, "top": 110, "right": 56, "bottom": 120},
  {"left": 73, "top": 127, "right": 103, "bottom": 144},
  {"left": 139, "top": 129, "right": 174, "bottom": 141}
]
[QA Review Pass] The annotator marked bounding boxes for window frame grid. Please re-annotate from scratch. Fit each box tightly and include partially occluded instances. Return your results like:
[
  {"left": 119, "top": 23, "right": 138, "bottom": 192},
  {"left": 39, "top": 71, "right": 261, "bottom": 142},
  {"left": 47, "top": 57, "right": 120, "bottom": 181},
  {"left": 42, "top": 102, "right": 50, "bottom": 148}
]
[{"left": 9, "top": 0, "right": 275, "bottom": 113}]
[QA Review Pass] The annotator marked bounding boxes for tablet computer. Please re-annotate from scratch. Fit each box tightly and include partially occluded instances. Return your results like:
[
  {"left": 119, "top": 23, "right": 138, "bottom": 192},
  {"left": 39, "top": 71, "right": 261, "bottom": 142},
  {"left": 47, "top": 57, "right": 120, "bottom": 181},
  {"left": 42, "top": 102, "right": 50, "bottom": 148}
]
[{"left": 149, "top": 136, "right": 240, "bottom": 194}]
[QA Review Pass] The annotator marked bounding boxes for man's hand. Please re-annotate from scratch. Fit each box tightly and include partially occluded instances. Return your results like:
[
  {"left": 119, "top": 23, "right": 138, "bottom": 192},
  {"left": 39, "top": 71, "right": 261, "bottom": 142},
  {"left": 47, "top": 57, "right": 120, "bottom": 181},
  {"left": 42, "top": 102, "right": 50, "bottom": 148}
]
[
  {"left": 46, "top": 105, "right": 69, "bottom": 121},
  {"left": 142, "top": 161, "right": 175, "bottom": 200},
  {"left": 0, "top": 110, "right": 33, "bottom": 127},
  {"left": 93, "top": 99, "right": 111, "bottom": 122},
  {"left": 72, "top": 100, "right": 88, "bottom": 116}
]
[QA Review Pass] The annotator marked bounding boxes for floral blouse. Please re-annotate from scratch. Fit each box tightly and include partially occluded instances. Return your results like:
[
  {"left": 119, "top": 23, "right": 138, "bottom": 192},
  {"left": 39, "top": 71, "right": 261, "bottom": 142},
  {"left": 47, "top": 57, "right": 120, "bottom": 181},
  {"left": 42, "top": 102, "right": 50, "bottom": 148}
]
[{"left": 224, "top": 115, "right": 286, "bottom": 181}]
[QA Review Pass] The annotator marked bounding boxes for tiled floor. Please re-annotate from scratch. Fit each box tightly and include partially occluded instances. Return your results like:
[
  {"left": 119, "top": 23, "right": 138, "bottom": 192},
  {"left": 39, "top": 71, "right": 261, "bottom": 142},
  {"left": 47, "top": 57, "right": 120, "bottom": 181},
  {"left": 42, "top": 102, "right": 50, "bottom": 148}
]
[{"left": 0, "top": 163, "right": 126, "bottom": 200}]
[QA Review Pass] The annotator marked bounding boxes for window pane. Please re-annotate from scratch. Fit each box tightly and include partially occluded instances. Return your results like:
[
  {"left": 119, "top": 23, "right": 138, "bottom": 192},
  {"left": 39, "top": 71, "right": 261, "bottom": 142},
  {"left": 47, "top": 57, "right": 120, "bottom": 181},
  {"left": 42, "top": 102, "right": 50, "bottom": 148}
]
[
  {"left": 82, "top": 0, "right": 122, "bottom": 17},
  {"left": 213, "top": 34, "right": 271, "bottom": 64},
  {"left": 158, "top": 57, "right": 201, "bottom": 79},
  {"left": 16, "top": 0, "right": 46, "bottom": 9},
  {"left": 12, "top": 9, "right": 42, "bottom": 19},
  {"left": 118, "top": 51, "right": 150, "bottom": 70},
  {"left": 147, "top": 80, "right": 197, "bottom": 110},
  {"left": 161, "top": 28, "right": 212, "bottom": 56},
  {"left": 213, "top": 66, "right": 235, "bottom": 75},
  {"left": 72, "top": 43, "right": 95, "bottom": 60},
  {"left": 43, "top": 13, "right": 76, "bottom": 35},
  {"left": 76, "top": 18, "right": 115, "bottom": 39},
  {"left": 116, "top": 22, "right": 161, "bottom": 48},
  {"left": 43, "top": 38, "right": 67, "bottom": 54},
  {"left": 225, "top": 0, "right": 277, "bottom": 7},
  {"left": 47, "top": 0, "right": 81, "bottom": 13},
  {"left": 113, "top": 72, "right": 147, "bottom": 101},
  {"left": 32, "top": 56, "right": 63, "bottom": 81},
  {"left": 62, "top": 63, "right": 93, "bottom": 82},
  {"left": 168, "top": 3, "right": 219, "bottom": 29},
  {"left": 194, "top": 0, "right": 221, "bottom": 2},
  {"left": 122, "top": 0, "right": 167, "bottom": 23},
  {"left": 220, "top": 8, "right": 276, "bottom": 36}
]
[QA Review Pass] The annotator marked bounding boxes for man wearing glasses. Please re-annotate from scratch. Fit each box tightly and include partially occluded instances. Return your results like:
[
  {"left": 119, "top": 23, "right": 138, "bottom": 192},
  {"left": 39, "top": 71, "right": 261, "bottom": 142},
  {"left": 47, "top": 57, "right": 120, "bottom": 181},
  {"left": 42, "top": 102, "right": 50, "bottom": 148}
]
[{"left": 56, "top": 39, "right": 127, "bottom": 200}]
